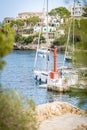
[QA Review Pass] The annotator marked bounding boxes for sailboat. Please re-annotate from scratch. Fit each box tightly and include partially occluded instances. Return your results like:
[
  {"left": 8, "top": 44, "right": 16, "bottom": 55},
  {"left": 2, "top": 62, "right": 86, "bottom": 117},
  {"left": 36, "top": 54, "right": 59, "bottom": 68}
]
[
  {"left": 47, "top": 9, "right": 78, "bottom": 91},
  {"left": 34, "top": 0, "right": 79, "bottom": 91},
  {"left": 34, "top": 0, "right": 50, "bottom": 83}
]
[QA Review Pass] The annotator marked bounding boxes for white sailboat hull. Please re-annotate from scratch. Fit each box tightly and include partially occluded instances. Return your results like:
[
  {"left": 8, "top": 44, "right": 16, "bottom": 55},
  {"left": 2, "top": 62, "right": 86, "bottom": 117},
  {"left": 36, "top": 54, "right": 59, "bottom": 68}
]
[
  {"left": 34, "top": 70, "right": 48, "bottom": 83},
  {"left": 65, "top": 52, "right": 72, "bottom": 61}
]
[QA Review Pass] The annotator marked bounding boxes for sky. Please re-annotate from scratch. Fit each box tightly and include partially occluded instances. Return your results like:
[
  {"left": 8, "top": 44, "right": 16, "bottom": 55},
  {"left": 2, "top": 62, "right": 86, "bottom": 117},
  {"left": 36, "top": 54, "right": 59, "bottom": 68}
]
[{"left": 0, "top": 0, "right": 72, "bottom": 22}]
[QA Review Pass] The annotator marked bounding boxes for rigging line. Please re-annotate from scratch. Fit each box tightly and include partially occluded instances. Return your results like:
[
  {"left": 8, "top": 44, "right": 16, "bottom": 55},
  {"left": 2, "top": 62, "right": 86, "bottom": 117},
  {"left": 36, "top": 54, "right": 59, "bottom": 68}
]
[
  {"left": 71, "top": 0, "right": 76, "bottom": 64},
  {"left": 46, "top": 0, "right": 49, "bottom": 71},
  {"left": 34, "top": 0, "right": 45, "bottom": 69},
  {"left": 34, "top": 31, "right": 40, "bottom": 69},
  {"left": 63, "top": 20, "right": 72, "bottom": 66},
  {"left": 73, "top": 0, "right": 75, "bottom": 52},
  {"left": 43, "top": 0, "right": 46, "bottom": 12}
]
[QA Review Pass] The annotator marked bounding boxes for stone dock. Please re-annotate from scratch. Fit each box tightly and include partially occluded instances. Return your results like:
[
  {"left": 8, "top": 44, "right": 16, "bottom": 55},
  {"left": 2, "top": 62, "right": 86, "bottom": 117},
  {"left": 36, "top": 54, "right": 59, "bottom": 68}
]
[{"left": 36, "top": 101, "right": 87, "bottom": 130}]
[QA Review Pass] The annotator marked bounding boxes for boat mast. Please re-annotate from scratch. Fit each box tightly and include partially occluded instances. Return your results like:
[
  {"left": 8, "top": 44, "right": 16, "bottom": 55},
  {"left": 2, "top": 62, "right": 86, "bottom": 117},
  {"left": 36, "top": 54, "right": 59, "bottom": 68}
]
[
  {"left": 43, "top": 0, "right": 45, "bottom": 13},
  {"left": 46, "top": 0, "right": 49, "bottom": 71},
  {"left": 34, "top": 32, "right": 40, "bottom": 69},
  {"left": 34, "top": 0, "right": 46, "bottom": 70},
  {"left": 73, "top": 0, "right": 75, "bottom": 52}
]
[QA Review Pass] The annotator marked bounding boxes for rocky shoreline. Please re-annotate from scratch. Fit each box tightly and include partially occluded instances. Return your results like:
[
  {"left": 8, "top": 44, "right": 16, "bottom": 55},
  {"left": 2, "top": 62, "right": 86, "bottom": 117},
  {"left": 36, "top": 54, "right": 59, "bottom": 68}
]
[
  {"left": 36, "top": 101, "right": 86, "bottom": 122},
  {"left": 13, "top": 43, "right": 65, "bottom": 51},
  {"left": 14, "top": 43, "right": 37, "bottom": 50},
  {"left": 36, "top": 102, "right": 87, "bottom": 130}
]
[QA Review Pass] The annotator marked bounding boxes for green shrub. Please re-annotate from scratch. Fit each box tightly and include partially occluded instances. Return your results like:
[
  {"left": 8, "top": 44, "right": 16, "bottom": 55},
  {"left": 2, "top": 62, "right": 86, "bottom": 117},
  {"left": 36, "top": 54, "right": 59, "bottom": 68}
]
[
  {"left": 0, "top": 25, "right": 14, "bottom": 58},
  {"left": 40, "top": 35, "right": 45, "bottom": 41},
  {"left": 0, "top": 89, "right": 38, "bottom": 130},
  {"left": 53, "top": 38, "right": 60, "bottom": 46},
  {"left": 24, "top": 36, "right": 33, "bottom": 44},
  {"left": 0, "top": 25, "right": 14, "bottom": 70},
  {"left": 15, "top": 34, "right": 24, "bottom": 43},
  {"left": 53, "top": 36, "right": 66, "bottom": 46}
]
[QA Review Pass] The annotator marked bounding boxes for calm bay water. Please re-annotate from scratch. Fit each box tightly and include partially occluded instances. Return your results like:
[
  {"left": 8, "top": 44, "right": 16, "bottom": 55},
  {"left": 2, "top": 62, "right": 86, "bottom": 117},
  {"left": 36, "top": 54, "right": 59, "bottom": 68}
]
[{"left": 1, "top": 50, "right": 87, "bottom": 110}]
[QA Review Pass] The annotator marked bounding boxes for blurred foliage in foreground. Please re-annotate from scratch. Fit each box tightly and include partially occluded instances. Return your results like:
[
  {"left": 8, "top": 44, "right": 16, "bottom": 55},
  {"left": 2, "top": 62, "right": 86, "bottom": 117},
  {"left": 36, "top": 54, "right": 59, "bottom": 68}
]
[
  {"left": 0, "top": 89, "right": 38, "bottom": 130},
  {"left": 0, "top": 25, "right": 38, "bottom": 130},
  {"left": 0, "top": 25, "right": 15, "bottom": 70},
  {"left": 0, "top": 24, "right": 14, "bottom": 57}
]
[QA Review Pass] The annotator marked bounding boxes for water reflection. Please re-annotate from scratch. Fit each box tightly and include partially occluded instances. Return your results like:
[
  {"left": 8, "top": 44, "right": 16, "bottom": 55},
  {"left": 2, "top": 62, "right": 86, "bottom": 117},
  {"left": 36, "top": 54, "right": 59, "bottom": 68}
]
[{"left": 69, "top": 88, "right": 87, "bottom": 110}]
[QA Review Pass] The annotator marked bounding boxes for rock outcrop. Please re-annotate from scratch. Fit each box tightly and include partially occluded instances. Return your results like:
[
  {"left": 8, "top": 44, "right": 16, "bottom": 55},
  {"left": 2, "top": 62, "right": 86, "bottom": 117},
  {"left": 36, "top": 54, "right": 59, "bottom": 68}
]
[
  {"left": 14, "top": 43, "right": 37, "bottom": 50},
  {"left": 36, "top": 101, "right": 86, "bottom": 122}
]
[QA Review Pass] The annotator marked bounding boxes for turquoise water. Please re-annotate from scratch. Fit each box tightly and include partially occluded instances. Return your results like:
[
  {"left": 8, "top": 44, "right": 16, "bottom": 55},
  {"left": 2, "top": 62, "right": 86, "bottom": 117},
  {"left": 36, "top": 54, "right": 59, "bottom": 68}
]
[{"left": 1, "top": 50, "right": 87, "bottom": 110}]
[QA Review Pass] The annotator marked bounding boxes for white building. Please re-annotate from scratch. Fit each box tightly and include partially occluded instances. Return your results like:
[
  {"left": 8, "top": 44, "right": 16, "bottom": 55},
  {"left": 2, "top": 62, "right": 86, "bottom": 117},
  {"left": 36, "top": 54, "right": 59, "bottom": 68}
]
[{"left": 70, "top": 2, "right": 83, "bottom": 17}]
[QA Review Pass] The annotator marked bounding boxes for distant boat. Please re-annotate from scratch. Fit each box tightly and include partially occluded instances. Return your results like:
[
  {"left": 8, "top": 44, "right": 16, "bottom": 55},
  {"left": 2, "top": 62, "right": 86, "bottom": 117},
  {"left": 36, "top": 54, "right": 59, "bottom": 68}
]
[
  {"left": 64, "top": 52, "right": 72, "bottom": 61},
  {"left": 64, "top": 3, "right": 75, "bottom": 62},
  {"left": 37, "top": 47, "right": 50, "bottom": 58},
  {"left": 64, "top": 21, "right": 72, "bottom": 62}
]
